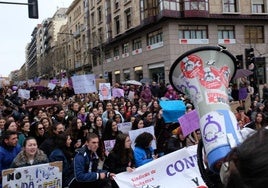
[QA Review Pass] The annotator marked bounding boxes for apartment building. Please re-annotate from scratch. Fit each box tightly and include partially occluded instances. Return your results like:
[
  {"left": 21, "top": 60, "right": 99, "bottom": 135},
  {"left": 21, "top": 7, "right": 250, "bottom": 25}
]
[
  {"left": 80, "top": 0, "right": 267, "bottom": 87},
  {"left": 25, "top": 0, "right": 268, "bottom": 89}
]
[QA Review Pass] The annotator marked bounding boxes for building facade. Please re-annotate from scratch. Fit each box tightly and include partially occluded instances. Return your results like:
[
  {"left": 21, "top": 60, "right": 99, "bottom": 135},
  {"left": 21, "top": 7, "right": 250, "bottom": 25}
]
[{"left": 21, "top": 0, "right": 268, "bottom": 90}]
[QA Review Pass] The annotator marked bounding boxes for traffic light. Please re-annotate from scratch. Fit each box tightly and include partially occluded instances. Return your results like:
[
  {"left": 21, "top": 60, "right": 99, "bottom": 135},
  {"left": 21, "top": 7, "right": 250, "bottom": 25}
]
[
  {"left": 235, "top": 55, "right": 243, "bottom": 69},
  {"left": 28, "top": 0, "right": 38, "bottom": 19},
  {"left": 245, "top": 48, "right": 255, "bottom": 70}
]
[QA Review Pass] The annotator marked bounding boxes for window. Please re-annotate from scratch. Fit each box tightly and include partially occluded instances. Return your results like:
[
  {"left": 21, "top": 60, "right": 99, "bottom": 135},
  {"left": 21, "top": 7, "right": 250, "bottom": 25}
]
[
  {"left": 93, "top": 54, "right": 98, "bottom": 66},
  {"left": 91, "top": 12, "right": 95, "bottom": 28},
  {"left": 147, "top": 29, "right": 163, "bottom": 45},
  {"left": 114, "top": 16, "right": 120, "bottom": 34},
  {"left": 98, "top": 28, "right": 103, "bottom": 44},
  {"left": 252, "top": 0, "right": 265, "bottom": 13},
  {"left": 115, "top": 0, "right": 120, "bottom": 10},
  {"left": 184, "top": 0, "right": 208, "bottom": 11},
  {"left": 245, "top": 26, "right": 264, "bottom": 44},
  {"left": 223, "top": 0, "right": 238, "bottom": 12},
  {"left": 179, "top": 25, "right": 207, "bottom": 39},
  {"left": 122, "top": 42, "right": 129, "bottom": 54},
  {"left": 105, "top": 50, "right": 111, "bottom": 59},
  {"left": 97, "top": 6, "right": 102, "bottom": 23},
  {"left": 114, "top": 46, "right": 120, "bottom": 57},
  {"left": 132, "top": 37, "right": 142, "bottom": 50},
  {"left": 142, "top": 0, "right": 159, "bottom": 18},
  {"left": 218, "top": 25, "right": 235, "bottom": 39},
  {"left": 125, "top": 8, "right": 132, "bottom": 29}
]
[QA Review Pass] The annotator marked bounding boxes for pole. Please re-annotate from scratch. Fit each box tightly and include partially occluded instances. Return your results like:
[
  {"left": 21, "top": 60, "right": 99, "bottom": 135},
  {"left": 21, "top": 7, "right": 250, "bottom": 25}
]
[{"left": 0, "top": 1, "right": 29, "bottom": 5}]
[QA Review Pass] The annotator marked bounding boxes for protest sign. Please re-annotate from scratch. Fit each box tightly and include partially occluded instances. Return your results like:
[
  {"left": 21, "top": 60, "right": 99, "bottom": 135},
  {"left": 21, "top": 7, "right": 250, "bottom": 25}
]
[
  {"left": 18, "top": 89, "right": 30, "bottom": 99},
  {"left": 178, "top": 109, "right": 200, "bottom": 137},
  {"left": 117, "top": 122, "right": 132, "bottom": 134},
  {"left": 114, "top": 145, "right": 207, "bottom": 188},
  {"left": 112, "top": 88, "right": 124, "bottom": 98},
  {"left": 71, "top": 74, "right": 97, "bottom": 94},
  {"left": 129, "top": 126, "right": 156, "bottom": 150},
  {"left": 99, "top": 83, "right": 112, "bottom": 101},
  {"left": 2, "top": 161, "right": 62, "bottom": 188},
  {"left": 60, "top": 78, "right": 69, "bottom": 87},
  {"left": 104, "top": 139, "right": 116, "bottom": 153},
  {"left": 48, "top": 83, "right": 56, "bottom": 90}
]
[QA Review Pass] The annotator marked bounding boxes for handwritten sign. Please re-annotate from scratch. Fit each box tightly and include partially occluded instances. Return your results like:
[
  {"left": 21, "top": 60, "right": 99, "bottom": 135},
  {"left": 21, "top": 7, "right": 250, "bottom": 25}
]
[
  {"left": 2, "top": 161, "right": 62, "bottom": 188},
  {"left": 104, "top": 139, "right": 116, "bottom": 153},
  {"left": 117, "top": 122, "right": 132, "bottom": 134},
  {"left": 18, "top": 89, "right": 30, "bottom": 100},
  {"left": 71, "top": 74, "right": 97, "bottom": 94}
]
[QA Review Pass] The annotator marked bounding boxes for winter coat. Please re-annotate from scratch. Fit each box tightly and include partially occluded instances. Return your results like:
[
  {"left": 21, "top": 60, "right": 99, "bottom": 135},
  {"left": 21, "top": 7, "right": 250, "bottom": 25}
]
[
  {"left": 104, "top": 150, "right": 135, "bottom": 174},
  {"left": 134, "top": 146, "right": 154, "bottom": 167},
  {"left": 49, "top": 148, "right": 74, "bottom": 187},
  {"left": 73, "top": 146, "right": 108, "bottom": 182},
  {"left": 10, "top": 149, "right": 48, "bottom": 168},
  {"left": 0, "top": 144, "right": 21, "bottom": 171}
]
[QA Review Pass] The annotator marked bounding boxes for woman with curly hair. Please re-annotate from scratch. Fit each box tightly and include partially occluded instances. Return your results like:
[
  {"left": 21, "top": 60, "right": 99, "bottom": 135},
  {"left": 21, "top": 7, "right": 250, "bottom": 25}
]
[{"left": 134, "top": 132, "right": 157, "bottom": 167}]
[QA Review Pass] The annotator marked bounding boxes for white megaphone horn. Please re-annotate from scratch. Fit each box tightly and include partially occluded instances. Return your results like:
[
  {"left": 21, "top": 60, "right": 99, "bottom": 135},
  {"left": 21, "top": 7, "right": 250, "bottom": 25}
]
[{"left": 169, "top": 46, "right": 243, "bottom": 172}]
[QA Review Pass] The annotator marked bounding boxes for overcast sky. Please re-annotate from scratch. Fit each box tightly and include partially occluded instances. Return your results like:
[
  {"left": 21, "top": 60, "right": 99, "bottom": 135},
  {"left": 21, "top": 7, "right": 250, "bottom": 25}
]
[{"left": 0, "top": 0, "right": 73, "bottom": 77}]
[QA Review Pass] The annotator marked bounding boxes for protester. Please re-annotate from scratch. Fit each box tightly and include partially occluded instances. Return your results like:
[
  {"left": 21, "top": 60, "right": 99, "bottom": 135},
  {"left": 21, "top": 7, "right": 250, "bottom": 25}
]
[
  {"left": 0, "top": 130, "right": 21, "bottom": 187},
  {"left": 235, "top": 106, "right": 251, "bottom": 129},
  {"left": 71, "top": 132, "right": 115, "bottom": 187},
  {"left": 11, "top": 137, "right": 48, "bottom": 168},
  {"left": 65, "top": 117, "right": 85, "bottom": 153},
  {"left": 102, "top": 102, "right": 124, "bottom": 125},
  {"left": 140, "top": 85, "right": 152, "bottom": 105},
  {"left": 220, "top": 128, "right": 268, "bottom": 188},
  {"left": 134, "top": 132, "right": 157, "bottom": 167},
  {"left": 103, "top": 119, "right": 122, "bottom": 141},
  {"left": 245, "top": 112, "right": 266, "bottom": 130},
  {"left": 29, "top": 122, "right": 48, "bottom": 146},
  {"left": 131, "top": 117, "right": 144, "bottom": 130},
  {"left": 39, "top": 122, "right": 65, "bottom": 156},
  {"left": 164, "top": 85, "right": 179, "bottom": 100},
  {"left": 40, "top": 116, "right": 53, "bottom": 134},
  {"left": 142, "top": 111, "right": 155, "bottom": 127},
  {"left": 166, "top": 127, "right": 186, "bottom": 154},
  {"left": 49, "top": 132, "right": 74, "bottom": 188},
  {"left": 18, "top": 120, "right": 31, "bottom": 146},
  {"left": 0, "top": 116, "right": 5, "bottom": 136},
  {"left": 104, "top": 133, "right": 135, "bottom": 188},
  {"left": 4, "top": 119, "right": 17, "bottom": 132}
]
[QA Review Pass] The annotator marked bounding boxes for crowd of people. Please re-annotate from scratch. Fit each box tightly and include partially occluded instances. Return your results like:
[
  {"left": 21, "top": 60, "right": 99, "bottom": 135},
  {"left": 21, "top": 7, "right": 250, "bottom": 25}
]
[
  {"left": 0, "top": 79, "right": 267, "bottom": 188},
  {"left": 0, "top": 81, "right": 197, "bottom": 188}
]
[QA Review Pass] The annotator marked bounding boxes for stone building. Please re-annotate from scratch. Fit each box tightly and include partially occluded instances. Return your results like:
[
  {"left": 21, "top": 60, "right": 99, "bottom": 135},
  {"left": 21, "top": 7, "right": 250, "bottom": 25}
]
[{"left": 25, "top": 0, "right": 268, "bottom": 88}]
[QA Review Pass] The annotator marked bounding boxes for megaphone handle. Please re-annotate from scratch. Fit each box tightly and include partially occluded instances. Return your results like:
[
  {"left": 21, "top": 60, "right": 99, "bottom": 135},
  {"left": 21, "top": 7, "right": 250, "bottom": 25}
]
[{"left": 197, "top": 139, "right": 223, "bottom": 188}]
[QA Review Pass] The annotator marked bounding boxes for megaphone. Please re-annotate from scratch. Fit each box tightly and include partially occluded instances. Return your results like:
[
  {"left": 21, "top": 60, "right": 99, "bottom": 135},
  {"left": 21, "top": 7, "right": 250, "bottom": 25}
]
[{"left": 169, "top": 46, "right": 243, "bottom": 172}]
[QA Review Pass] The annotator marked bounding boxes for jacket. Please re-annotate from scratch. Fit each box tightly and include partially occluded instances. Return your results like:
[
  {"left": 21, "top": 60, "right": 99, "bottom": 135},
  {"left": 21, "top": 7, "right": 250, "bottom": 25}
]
[
  {"left": 73, "top": 146, "right": 108, "bottom": 182},
  {"left": 104, "top": 151, "right": 135, "bottom": 174},
  {"left": 10, "top": 149, "right": 48, "bottom": 168},
  {"left": 0, "top": 144, "right": 21, "bottom": 171},
  {"left": 134, "top": 146, "right": 154, "bottom": 167},
  {"left": 49, "top": 148, "right": 74, "bottom": 187}
]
